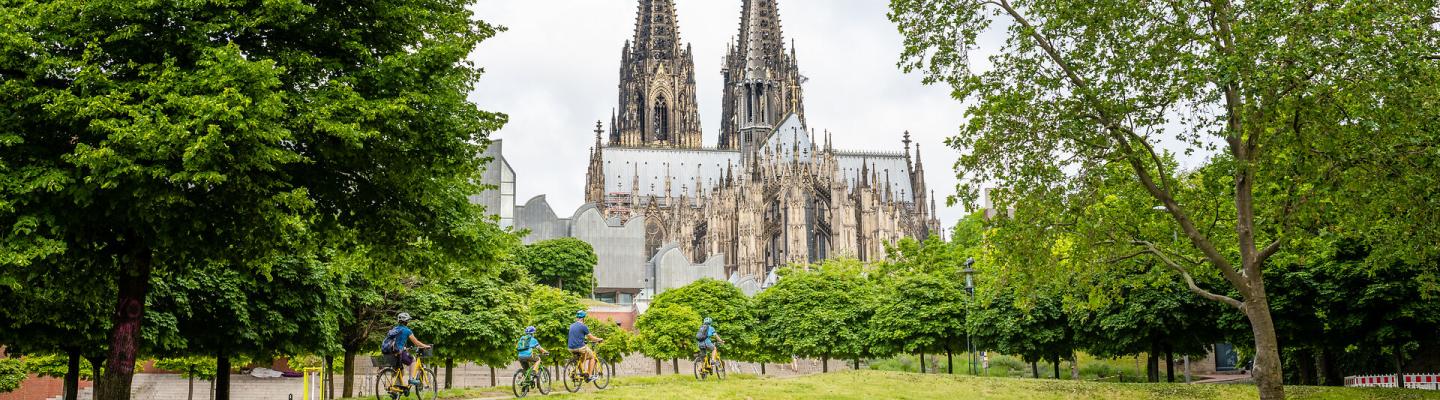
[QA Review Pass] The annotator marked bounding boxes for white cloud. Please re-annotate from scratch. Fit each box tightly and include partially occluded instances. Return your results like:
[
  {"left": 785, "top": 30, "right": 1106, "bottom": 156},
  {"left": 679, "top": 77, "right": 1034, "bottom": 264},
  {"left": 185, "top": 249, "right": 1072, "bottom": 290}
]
[{"left": 469, "top": 0, "right": 973, "bottom": 229}]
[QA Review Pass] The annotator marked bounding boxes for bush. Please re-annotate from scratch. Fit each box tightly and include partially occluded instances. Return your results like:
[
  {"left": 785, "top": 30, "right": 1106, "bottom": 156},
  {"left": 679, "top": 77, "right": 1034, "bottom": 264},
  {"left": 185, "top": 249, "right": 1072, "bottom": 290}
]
[
  {"left": 867, "top": 356, "right": 919, "bottom": 373},
  {"left": 0, "top": 358, "right": 24, "bottom": 393},
  {"left": 990, "top": 355, "right": 1026, "bottom": 373},
  {"left": 1080, "top": 362, "right": 1119, "bottom": 378}
]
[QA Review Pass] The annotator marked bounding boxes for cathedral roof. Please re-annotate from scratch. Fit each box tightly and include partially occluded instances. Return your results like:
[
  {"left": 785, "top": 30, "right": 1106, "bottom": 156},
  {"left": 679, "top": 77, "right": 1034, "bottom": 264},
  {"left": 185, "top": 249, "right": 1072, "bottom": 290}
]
[{"left": 601, "top": 147, "right": 740, "bottom": 199}]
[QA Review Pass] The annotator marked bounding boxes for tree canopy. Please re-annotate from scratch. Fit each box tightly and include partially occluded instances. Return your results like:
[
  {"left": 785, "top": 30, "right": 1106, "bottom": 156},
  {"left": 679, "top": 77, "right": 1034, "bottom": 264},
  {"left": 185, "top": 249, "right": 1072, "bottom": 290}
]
[{"left": 515, "top": 238, "right": 598, "bottom": 297}]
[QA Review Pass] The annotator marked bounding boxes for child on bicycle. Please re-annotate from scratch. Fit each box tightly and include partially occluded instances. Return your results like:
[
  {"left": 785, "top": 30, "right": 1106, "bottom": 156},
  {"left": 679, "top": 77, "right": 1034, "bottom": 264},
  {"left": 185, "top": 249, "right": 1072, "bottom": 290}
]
[
  {"left": 517, "top": 326, "right": 548, "bottom": 372},
  {"left": 697, "top": 317, "right": 722, "bottom": 365},
  {"left": 567, "top": 310, "right": 604, "bottom": 380},
  {"left": 381, "top": 312, "right": 432, "bottom": 386}
]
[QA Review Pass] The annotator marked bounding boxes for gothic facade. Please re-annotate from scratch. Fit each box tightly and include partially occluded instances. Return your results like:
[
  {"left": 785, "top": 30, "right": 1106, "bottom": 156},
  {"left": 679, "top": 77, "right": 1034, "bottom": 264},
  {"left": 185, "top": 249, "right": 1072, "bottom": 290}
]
[{"left": 582, "top": 0, "right": 941, "bottom": 286}]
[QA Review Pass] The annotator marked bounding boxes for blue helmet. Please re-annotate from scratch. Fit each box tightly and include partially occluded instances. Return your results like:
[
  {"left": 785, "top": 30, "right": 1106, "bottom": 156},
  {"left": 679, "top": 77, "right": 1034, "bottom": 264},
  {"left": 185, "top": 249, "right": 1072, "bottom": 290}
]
[
  {"left": 525, "top": 326, "right": 536, "bottom": 334},
  {"left": 703, "top": 317, "right": 713, "bottom": 325},
  {"left": 576, "top": 310, "right": 587, "bottom": 319}
]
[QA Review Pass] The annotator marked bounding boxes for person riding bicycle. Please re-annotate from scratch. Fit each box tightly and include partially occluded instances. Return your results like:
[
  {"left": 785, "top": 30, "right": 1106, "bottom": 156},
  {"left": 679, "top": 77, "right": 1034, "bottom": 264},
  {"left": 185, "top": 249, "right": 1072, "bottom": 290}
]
[
  {"left": 381, "top": 312, "right": 432, "bottom": 387},
  {"left": 567, "top": 310, "right": 604, "bottom": 381},
  {"left": 696, "top": 317, "right": 722, "bottom": 366},
  {"left": 516, "top": 326, "right": 548, "bottom": 373}
]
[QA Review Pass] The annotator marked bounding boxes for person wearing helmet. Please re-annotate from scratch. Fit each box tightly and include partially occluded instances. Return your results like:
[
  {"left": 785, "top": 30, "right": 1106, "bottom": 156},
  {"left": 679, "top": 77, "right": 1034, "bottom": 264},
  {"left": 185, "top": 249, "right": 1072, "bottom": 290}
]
[
  {"left": 382, "top": 312, "right": 432, "bottom": 387},
  {"left": 516, "top": 326, "right": 548, "bottom": 373},
  {"left": 567, "top": 310, "right": 604, "bottom": 380},
  {"left": 697, "top": 317, "right": 722, "bottom": 366}
]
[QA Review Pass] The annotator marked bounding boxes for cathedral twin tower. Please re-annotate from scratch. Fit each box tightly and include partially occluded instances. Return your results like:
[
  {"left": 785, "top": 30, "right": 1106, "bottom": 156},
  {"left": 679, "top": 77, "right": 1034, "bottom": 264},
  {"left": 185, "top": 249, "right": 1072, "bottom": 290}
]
[
  {"left": 584, "top": 0, "right": 940, "bottom": 285},
  {"left": 609, "top": 0, "right": 802, "bottom": 153}
]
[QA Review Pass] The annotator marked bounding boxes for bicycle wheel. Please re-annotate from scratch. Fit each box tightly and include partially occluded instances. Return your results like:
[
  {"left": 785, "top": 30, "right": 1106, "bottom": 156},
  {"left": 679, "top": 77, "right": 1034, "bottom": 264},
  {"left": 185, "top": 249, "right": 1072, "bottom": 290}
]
[
  {"left": 536, "top": 366, "right": 552, "bottom": 395},
  {"left": 512, "top": 369, "right": 529, "bottom": 398},
  {"left": 562, "top": 361, "right": 582, "bottom": 393},
  {"left": 413, "top": 367, "right": 438, "bottom": 400},
  {"left": 716, "top": 357, "right": 727, "bottom": 380},
  {"left": 375, "top": 367, "right": 402, "bottom": 400},
  {"left": 593, "top": 362, "right": 611, "bottom": 389},
  {"left": 693, "top": 354, "right": 707, "bottom": 380}
]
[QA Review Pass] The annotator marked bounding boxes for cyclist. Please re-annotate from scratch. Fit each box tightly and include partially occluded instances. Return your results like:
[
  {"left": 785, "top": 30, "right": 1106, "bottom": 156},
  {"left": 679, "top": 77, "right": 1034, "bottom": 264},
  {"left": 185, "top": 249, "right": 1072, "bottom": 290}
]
[
  {"left": 516, "top": 326, "right": 548, "bottom": 373},
  {"left": 567, "top": 310, "right": 604, "bottom": 381},
  {"left": 381, "top": 312, "right": 432, "bottom": 387},
  {"left": 696, "top": 317, "right": 722, "bottom": 367}
]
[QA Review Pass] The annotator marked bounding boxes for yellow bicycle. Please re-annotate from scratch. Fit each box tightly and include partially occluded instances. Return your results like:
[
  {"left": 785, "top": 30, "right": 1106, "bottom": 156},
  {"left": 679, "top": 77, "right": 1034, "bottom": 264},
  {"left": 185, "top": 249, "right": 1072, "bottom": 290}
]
[
  {"left": 693, "top": 343, "right": 727, "bottom": 380},
  {"left": 375, "top": 347, "right": 438, "bottom": 400}
]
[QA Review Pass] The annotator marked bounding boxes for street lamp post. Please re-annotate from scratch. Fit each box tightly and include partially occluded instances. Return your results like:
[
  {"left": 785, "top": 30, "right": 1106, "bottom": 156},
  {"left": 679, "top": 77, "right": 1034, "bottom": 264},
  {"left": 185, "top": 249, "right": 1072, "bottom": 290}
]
[{"left": 962, "top": 257, "right": 976, "bottom": 376}]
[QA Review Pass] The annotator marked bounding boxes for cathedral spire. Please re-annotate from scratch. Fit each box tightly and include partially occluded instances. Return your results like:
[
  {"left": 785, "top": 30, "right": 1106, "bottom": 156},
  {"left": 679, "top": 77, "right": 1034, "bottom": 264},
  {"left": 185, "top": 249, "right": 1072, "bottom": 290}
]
[
  {"left": 720, "top": 0, "right": 805, "bottom": 152},
  {"left": 615, "top": 0, "right": 702, "bottom": 148}
]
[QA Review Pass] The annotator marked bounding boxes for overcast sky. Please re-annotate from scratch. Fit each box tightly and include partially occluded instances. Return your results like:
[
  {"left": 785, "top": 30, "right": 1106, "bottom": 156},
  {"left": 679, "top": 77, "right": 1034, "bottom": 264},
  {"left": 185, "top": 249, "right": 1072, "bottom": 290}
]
[{"left": 468, "top": 0, "right": 976, "bottom": 229}]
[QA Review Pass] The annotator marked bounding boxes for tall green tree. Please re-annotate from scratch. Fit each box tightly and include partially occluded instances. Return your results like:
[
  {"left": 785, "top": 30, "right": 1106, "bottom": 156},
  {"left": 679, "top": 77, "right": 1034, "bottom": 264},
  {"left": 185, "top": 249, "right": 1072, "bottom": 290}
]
[
  {"left": 2, "top": 2, "right": 506, "bottom": 399},
  {"left": 515, "top": 238, "right": 598, "bottom": 297},
  {"left": 648, "top": 279, "right": 761, "bottom": 363},
  {"left": 891, "top": 1, "right": 1440, "bottom": 398},
  {"left": 635, "top": 303, "right": 701, "bottom": 374},
  {"left": 753, "top": 259, "right": 874, "bottom": 372},
  {"left": 410, "top": 257, "right": 529, "bottom": 388}
]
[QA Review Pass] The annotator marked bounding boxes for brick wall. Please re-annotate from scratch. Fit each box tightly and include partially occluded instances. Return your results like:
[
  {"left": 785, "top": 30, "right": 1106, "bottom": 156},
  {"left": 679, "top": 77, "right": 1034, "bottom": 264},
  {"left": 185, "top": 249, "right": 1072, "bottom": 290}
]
[{"left": 0, "top": 374, "right": 93, "bottom": 400}]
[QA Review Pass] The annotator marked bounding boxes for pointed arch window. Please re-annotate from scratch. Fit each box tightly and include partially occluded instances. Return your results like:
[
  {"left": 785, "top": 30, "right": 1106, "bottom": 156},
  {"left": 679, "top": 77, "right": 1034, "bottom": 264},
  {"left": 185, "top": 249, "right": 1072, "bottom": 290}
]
[{"left": 653, "top": 95, "right": 669, "bottom": 141}]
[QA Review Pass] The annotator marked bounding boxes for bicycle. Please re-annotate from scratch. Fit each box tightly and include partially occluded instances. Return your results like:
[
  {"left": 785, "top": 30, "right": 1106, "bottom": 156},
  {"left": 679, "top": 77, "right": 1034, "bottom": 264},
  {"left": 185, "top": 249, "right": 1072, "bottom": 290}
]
[
  {"left": 560, "top": 340, "right": 610, "bottom": 392},
  {"left": 375, "top": 346, "right": 438, "bottom": 400},
  {"left": 693, "top": 341, "right": 727, "bottom": 381},
  {"left": 512, "top": 353, "right": 551, "bottom": 398}
]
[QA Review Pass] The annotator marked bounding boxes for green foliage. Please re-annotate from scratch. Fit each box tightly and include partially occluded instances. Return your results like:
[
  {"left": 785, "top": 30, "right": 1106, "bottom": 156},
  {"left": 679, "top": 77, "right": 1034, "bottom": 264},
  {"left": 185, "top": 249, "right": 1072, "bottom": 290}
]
[
  {"left": 587, "top": 317, "right": 637, "bottom": 364},
  {"left": 153, "top": 357, "right": 217, "bottom": 380},
  {"left": 525, "top": 285, "right": 585, "bottom": 352},
  {"left": 410, "top": 259, "right": 530, "bottom": 367},
  {"left": 515, "top": 238, "right": 598, "bottom": 297},
  {"left": 21, "top": 354, "right": 93, "bottom": 380},
  {"left": 0, "top": 358, "right": 22, "bottom": 393},
  {"left": 753, "top": 259, "right": 873, "bottom": 361},
  {"left": 868, "top": 270, "right": 968, "bottom": 357},
  {"left": 636, "top": 303, "right": 702, "bottom": 361},
  {"left": 648, "top": 278, "right": 764, "bottom": 362}
]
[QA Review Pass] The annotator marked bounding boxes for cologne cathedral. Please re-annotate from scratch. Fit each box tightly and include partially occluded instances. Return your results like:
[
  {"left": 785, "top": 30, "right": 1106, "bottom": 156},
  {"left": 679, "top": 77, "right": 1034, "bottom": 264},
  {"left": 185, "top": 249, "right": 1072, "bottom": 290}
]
[{"left": 580, "top": 0, "right": 942, "bottom": 284}]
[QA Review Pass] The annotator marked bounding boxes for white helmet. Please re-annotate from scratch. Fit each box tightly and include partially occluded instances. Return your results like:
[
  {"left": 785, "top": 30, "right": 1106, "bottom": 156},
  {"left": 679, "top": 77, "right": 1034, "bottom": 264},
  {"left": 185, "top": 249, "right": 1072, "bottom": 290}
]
[{"left": 397, "top": 312, "right": 412, "bottom": 322}]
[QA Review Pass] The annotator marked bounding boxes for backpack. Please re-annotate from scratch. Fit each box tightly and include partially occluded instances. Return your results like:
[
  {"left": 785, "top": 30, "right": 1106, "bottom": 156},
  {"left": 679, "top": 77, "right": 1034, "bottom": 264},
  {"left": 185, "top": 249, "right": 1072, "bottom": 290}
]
[
  {"left": 381, "top": 326, "right": 403, "bottom": 355},
  {"left": 695, "top": 324, "right": 710, "bottom": 342},
  {"left": 516, "top": 335, "right": 534, "bottom": 352}
]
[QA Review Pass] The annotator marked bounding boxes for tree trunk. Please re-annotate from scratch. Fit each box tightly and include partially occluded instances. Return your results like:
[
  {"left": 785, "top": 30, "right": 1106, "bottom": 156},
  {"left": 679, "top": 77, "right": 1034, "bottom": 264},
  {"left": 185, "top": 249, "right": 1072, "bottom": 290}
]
[
  {"left": 96, "top": 251, "right": 152, "bottom": 400},
  {"left": 1245, "top": 297, "right": 1286, "bottom": 400},
  {"left": 760, "top": 363, "right": 766, "bottom": 375},
  {"left": 1166, "top": 348, "right": 1175, "bottom": 383},
  {"left": 444, "top": 358, "right": 453, "bottom": 389},
  {"left": 1146, "top": 352, "right": 1159, "bottom": 383},
  {"left": 1394, "top": 344, "right": 1405, "bottom": 389},
  {"left": 672, "top": 358, "right": 679, "bottom": 374},
  {"left": 1052, "top": 357, "right": 1060, "bottom": 379},
  {"left": 1295, "top": 348, "right": 1314, "bottom": 385},
  {"left": 489, "top": 365, "right": 496, "bottom": 387},
  {"left": 654, "top": 358, "right": 661, "bottom": 375},
  {"left": 85, "top": 354, "right": 105, "bottom": 394},
  {"left": 822, "top": 355, "right": 829, "bottom": 373},
  {"left": 1070, "top": 354, "right": 1079, "bottom": 380},
  {"left": 1031, "top": 361, "right": 1038, "bottom": 379},
  {"left": 187, "top": 369, "right": 195, "bottom": 400},
  {"left": 947, "top": 349, "right": 953, "bottom": 374},
  {"left": 214, "top": 355, "right": 230, "bottom": 400},
  {"left": 325, "top": 356, "right": 335, "bottom": 400},
  {"left": 65, "top": 349, "right": 80, "bottom": 400},
  {"left": 1318, "top": 348, "right": 1341, "bottom": 386},
  {"left": 342, "top": 349, "right": 356, "bottom": 398},
  {"left": 853, "top": 358, "right": 860, "bottom": 370},
  {"left": 919, "top": 353, "right": 925, "bottom": 374}
]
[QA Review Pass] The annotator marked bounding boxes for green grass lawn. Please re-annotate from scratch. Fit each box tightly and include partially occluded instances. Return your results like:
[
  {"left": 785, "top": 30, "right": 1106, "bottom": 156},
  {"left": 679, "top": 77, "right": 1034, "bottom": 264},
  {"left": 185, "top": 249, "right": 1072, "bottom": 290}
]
[{"left": 520, "top": 370, "right": 1440, "bottom": 400}]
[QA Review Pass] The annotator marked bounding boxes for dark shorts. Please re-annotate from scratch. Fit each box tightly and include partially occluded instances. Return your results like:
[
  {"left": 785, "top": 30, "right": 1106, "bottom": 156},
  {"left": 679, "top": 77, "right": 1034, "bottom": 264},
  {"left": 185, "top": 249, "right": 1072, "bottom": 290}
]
[
  {"left": 518, "top": 355, "right": 537, "bottom": 369},
  {"left": 698, "top": 343, "right": 715, "bottom": 352},
  {"left": 398, "top": 350, "right": 415, "bottom": 366}
]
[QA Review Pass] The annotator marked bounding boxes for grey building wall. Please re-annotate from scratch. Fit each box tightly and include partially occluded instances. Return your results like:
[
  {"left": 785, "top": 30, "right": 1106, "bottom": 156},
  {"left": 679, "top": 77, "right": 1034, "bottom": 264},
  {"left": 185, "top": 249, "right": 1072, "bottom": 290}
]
[
  {"left": 514, "top": 195, "right": 571, "bottom": 244},
  {"left": 470, "top": 139, "right": 516, "bottom": 228},
  {"left": 571, "top": 205, "right": 648, "bottom": 292},
  {"left": 652, "top": 243, "right": 726, "bottom": 294}
]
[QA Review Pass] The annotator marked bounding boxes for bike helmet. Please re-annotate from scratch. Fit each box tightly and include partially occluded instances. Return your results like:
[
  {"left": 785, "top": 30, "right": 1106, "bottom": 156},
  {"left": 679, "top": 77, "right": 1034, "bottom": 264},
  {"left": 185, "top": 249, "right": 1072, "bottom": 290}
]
[
  {"left": 397, "top": 312, "right": 412, "bottom": 322},
  {"left": 525, "top": 326, "right": 536, "bottom": 334},
  {"left": 703, "top": 317, "right": 713, "bottom": 324},
  {"left": 576, "top": 310, "right": 587, "bottom": 319}
]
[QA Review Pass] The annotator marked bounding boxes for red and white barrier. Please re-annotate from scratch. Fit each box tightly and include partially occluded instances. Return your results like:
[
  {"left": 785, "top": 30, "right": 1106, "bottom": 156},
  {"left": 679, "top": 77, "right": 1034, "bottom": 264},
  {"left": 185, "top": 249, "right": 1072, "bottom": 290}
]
[{"left": 1345, "top": 373, "right": 1440, "bottom": 390}]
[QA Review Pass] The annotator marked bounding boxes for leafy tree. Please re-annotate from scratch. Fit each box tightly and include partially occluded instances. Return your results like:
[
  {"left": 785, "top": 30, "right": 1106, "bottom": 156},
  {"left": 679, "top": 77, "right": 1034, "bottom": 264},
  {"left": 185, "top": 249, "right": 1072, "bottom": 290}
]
[
  {"left": 890, "top": 1, "right": 1440, "bottom": 398},
  {"left": 587, "top": 317, "right": 638, "bottom": 365},
  {"left": 410, "top": 259, "right": 529, "bottom": 388},
  {"left": 648, "top": 279, "right": 761, "bottom": 363},
  {"left": 0, "top": 254, "right": 113, "bottom": 400},
  {"left": 515, "top": 238, "right": 598, "bottom": 297},
  {"left": 868, "top": 270, "right": 969, "bottom": 374},
  {"left": 635, "top": 303, "right": 701, "bottom": 374},
  {"left": 1070, "top": 275, "right": 1226, "bottom": 382},
  {"left": 753, "top": 259, "right": 874, "bottom": 372},
  {"left": 524, "top": 285, "right": 585, "bottom": 376}
]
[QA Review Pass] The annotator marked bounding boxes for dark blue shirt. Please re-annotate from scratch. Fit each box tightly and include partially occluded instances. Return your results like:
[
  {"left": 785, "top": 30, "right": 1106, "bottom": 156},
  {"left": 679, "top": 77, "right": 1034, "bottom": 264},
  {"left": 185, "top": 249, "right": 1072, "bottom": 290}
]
[{"left": 567, "top": 321, "right": 590, "bottom": 350}]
